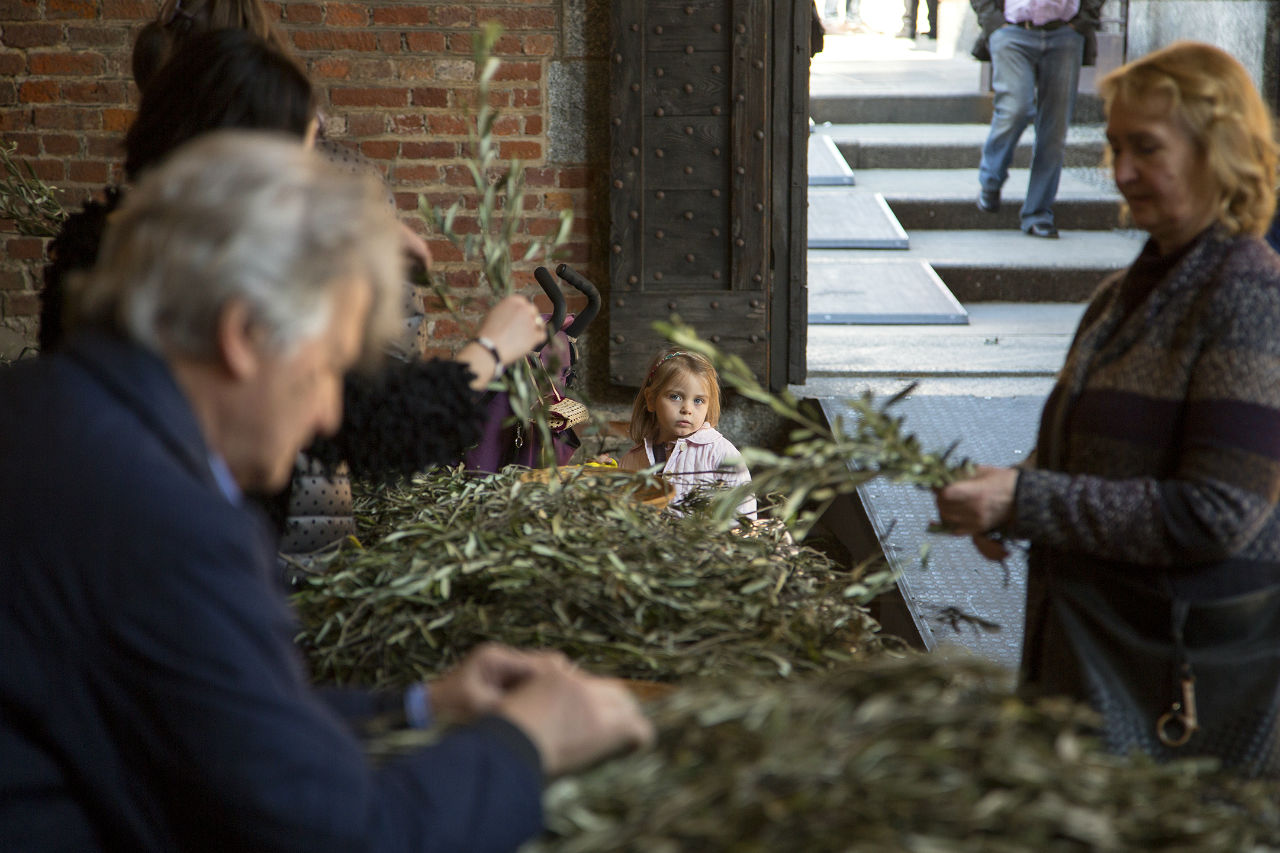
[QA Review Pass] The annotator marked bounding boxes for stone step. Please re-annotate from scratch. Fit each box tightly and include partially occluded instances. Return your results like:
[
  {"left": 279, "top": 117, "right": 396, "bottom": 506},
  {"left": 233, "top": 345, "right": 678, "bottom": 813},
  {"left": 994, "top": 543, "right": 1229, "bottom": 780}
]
[
  {"left": 842, "top": 168, "right": 1123, "bottom": 231},
  {"left": 810, "top": 93, "right": 1105, "bottom": 126},
  {"left": 810, "top": 228, "right": 1145, "bottom": 303},
  {"left": 816, "top": 123, "right": 1107, "bottom": 171}
]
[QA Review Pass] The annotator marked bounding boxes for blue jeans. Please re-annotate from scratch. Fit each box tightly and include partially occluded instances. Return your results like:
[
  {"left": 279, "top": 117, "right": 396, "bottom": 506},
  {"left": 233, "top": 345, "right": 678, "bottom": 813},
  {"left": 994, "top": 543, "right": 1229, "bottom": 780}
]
[{"left": 978, "top": 24, "right": 1084, "bottom": 230}]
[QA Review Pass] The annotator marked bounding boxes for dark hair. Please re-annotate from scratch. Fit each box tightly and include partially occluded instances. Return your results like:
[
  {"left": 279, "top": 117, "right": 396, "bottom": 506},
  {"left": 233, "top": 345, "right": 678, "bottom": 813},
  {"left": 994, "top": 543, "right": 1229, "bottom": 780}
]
[
  {"left": 131, "top": 0, "right": 292, "bottom": 92},
  {"left": 123, "top": 28, "right": 314, "bottom": 181}
]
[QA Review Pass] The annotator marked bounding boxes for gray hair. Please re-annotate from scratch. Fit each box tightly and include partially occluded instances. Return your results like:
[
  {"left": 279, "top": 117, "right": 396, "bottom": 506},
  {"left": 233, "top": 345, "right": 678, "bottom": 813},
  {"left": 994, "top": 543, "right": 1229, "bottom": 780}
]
[{"left": 69, "top": 130, "right": 404, "bottom": 364}]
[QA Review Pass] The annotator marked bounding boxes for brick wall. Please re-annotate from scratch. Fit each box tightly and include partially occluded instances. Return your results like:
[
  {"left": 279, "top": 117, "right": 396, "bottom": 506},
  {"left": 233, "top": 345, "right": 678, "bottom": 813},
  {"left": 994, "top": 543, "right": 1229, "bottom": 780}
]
[{"left": 0, "top": 0, "right": 611, "bottom": 364}]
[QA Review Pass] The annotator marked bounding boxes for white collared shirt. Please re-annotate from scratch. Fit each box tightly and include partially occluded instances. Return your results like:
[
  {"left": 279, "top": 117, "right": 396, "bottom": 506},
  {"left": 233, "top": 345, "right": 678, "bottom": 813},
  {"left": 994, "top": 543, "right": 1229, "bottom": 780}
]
[{"left": 1004, "top": 0, "right": 1080, "bottom": 25}]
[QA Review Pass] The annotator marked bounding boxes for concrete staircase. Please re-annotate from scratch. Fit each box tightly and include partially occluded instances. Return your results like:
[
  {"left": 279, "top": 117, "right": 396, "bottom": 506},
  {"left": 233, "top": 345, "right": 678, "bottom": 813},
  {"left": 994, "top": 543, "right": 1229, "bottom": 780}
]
[{"left": 797, "top": 28, "right": 1144, "bottom": 671}]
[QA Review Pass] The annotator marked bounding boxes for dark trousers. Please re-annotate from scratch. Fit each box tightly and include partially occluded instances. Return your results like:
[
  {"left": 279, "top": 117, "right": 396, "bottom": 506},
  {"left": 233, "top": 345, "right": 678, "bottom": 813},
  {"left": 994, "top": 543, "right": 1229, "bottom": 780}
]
[{"left": 902, "top": 0, "right": 938, "bottom": 36}]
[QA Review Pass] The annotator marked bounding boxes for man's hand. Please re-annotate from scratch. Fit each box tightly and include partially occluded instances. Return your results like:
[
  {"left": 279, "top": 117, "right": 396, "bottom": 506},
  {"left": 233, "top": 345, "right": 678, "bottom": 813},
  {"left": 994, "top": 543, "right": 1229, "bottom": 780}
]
[
  {"left": 496, "top": 655, "right": 655, "bottom": 778},
  {"left": 428, "top": 643, "right": 541, "bottom": 724}
]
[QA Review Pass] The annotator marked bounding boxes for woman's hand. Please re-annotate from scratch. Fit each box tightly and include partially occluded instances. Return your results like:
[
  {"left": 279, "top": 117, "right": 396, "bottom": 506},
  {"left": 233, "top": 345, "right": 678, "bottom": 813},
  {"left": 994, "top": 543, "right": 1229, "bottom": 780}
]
[
  {"left": 457, "top": 295, "right": 546, "bottom": 389},
  {"left": 935, "top": 464, "right": 1018, "bottom": 537},
  {"left": 477, "top": 294, "right": 546, "bottom": 363}
]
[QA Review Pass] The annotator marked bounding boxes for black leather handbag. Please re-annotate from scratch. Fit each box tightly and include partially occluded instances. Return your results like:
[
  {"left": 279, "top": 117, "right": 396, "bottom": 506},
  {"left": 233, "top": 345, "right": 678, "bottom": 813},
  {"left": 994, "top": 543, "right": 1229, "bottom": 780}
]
[{"left": 1049, "top": 574, "right": 1280, "bottom": 778}]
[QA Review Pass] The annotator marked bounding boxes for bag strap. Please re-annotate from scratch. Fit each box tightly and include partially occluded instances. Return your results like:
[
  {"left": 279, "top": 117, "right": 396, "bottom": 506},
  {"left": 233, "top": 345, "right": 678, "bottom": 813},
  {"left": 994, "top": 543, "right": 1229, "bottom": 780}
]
[{"left": 1156, "top": 598, "right": 1199, "bottom": 747}]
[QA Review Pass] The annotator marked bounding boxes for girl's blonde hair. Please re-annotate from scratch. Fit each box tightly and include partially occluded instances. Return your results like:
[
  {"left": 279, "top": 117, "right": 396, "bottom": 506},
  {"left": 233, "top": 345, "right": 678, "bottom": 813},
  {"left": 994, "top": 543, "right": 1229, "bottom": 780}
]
[
  {"left": 628, "top": 348, "right": 722, "bottom": 445},
  {"left": 1099, "top": 40, "right": 1279, "bottom": 238}
]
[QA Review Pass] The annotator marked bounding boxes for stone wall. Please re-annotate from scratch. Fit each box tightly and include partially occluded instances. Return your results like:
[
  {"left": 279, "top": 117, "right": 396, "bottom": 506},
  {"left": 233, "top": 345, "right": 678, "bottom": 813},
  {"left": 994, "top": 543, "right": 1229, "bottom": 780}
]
[{"left": 1126, "top": 0, "right": 1269, "bottom": 86}]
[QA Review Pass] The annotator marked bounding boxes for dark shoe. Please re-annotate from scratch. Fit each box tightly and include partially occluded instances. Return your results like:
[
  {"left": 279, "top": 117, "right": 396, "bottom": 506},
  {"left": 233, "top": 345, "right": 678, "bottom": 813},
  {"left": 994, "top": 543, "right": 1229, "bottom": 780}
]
[
  {"left": 924, "top": 31, "right": 938, "bottom": 39},
  {"left": 1025, "top": 223, "right": 1059, "bottom": 238},
  {"left": 976, "top": 188, "right": 1000, "bottom": 213},
  {"left": 895, "top": 28, "right": 915, "bottom": 38}
]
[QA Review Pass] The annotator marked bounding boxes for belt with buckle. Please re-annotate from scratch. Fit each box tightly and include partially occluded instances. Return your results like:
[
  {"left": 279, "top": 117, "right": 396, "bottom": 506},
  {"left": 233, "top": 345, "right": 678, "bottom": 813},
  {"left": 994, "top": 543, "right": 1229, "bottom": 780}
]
[{"left": 1013, "top": 19, "right": 1067, "bottom": 30}]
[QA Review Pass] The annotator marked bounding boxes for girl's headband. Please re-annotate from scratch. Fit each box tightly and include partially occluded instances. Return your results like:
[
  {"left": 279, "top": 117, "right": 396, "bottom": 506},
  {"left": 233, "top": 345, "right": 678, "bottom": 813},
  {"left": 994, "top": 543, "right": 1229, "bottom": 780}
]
[{"left": 644, "top": 350, "right": 688, "bottom": 386}]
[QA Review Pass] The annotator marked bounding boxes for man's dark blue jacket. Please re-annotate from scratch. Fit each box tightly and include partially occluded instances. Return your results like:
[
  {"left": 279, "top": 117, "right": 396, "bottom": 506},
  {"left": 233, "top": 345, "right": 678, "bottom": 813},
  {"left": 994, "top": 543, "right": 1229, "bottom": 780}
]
[{"left": 0, "top": 332, "right": 543, "bottom": 852}]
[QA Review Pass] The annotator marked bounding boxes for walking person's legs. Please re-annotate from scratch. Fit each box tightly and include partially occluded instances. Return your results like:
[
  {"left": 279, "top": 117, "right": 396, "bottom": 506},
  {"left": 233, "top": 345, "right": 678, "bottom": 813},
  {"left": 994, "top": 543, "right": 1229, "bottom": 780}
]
[
  {"left": 1021, "top": 26, "right": 1085, "bottom": 234},
  {"left": 898, "top": 0, "right": 920, "bottom": 37},
  {"left": 977, "top": 26, "right": 1037, "bottom": 212},
  {"left": 923, "top": 0, "right": 938, "bottom": 38}
]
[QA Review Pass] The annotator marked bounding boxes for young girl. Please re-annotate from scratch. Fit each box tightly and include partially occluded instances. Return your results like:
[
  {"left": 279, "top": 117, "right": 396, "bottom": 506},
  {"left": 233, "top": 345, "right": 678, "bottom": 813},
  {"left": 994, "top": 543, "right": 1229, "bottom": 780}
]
[{"left": 618, "top": 348, "right": 756, "bottom": 518}]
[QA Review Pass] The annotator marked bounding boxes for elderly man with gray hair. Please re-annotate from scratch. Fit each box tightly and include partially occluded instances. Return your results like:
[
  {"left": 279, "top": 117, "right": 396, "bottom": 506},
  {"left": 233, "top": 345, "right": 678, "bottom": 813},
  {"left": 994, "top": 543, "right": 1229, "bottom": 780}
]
[{"left": 0, "top": 131, "right": 652, "bottom": 852}]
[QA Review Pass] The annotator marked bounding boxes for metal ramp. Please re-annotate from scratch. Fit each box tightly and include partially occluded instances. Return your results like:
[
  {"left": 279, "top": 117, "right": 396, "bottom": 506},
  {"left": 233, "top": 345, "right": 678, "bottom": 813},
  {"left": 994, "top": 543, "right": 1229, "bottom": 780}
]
[
  {"left": 808, "top": 132, "right": 855, "bottom": 186},
  {"left": 814, "top": 393, "right": 1046, "bottom": 673},
  {"left": 808, "top": 189, "right": 908, "bottom": 249},
  {"left": 808, "top": 259, "right": 967, "bottom": 325}
]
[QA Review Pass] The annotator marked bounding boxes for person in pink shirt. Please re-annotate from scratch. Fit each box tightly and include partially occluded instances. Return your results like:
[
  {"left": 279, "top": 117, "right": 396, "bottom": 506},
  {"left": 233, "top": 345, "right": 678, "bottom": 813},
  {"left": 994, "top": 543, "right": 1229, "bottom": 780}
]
[{"left": 618, "top": 348, "right": 756, "bottom": 519}]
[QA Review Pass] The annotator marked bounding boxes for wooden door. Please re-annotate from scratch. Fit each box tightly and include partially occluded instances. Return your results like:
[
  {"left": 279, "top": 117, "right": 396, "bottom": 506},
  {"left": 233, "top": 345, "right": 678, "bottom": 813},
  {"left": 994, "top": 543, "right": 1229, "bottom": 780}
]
[{"left": 608, "top": 0, "right": 810, "bottom": 390}]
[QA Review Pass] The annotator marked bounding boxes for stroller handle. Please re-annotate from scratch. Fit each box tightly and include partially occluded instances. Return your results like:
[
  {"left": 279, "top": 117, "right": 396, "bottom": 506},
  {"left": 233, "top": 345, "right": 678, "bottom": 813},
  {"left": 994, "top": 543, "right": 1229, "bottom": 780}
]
[
  {"left": 557, "top": 264, "right": 601, "bottom": 339},
  {"left": 533, "top": 266, "right": 567, "bottom": 350}
]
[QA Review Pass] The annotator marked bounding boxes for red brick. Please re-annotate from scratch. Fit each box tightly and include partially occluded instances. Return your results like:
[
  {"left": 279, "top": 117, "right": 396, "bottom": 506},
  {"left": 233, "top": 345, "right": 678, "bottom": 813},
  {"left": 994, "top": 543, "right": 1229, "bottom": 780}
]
[
  {"left": 68, "top": 160, "right": 109, "bottom": 183},
  {"left": 402, "top": 140, "right": 456, "bottom": 159},
  {"left": 28, "top": 51, "right": 103, "bottom": 75},
  {"left": 7, "top": 236, "right": 44, "bottom": 260},
  {"left": 66, "top": 23, "right": 130, "bottom": 48},
  {"left": 479, "top": 8, "right": 556, "bottom": 30},
  {"left": 88, "top": 134, "right": 124, "bottom": 158},
  {"left": 492, "top": 115, "right": 520, "bottom": 136},
  {"left": 329, "top": 87, "right": 408, "bottom": 108},
  {"left": 397, "top": 57, "right": 440, "bottom": 80},
  {"left": 375, "top": 32, "right": 403, "bottom": 54},
  {"left": 403, "top": 33, "right": 446, "bottom": 54},
  {"left": 61, "top": 80, "right": 128, "bottom": 104},
  {"left": 359, "top": 139, "right": 398, "bottom": 160},
  {"left": 512, "top": 88, "right": 541, "bottom": 107},
  {"left": 0, "top": 268, "right": 25, "bottom": 291},
  {"left": 41, "top": 133, "right": 79, "bottom": 156},
  {"left": 524, "top": 114, "right": 543, "bottom": 134},
  {"left": 344, "top": 58, "right": 395, "bottom": 81},
  {"left": 0, "top": 0, "right": 41, "bottom": 22},
  {"left": 2, "top": 23, "right": 61, "bottom": 48},
  {"left": 45, "top": 0, "right": 96, "bottom": 18},
  {"left": 102, "top": 107, "right": 133, "bottom": 132},
  {"left": 310, "top": 57, "right": 352, "bottom": 79},
  {"left": 324, "top": 3, "right": 368, "bottom": 26},
  {"left": 556, "top": 167, "right": 589, "bottom": 188},
  {"left": 0, "top": 53, "right": 26, "bottom": 76},
  {"left": 493, "top": 61, "right": 540, "bottom": 82},
  {"left": 446, "top": 32, "right": 473, "bottom": 54},
  {"left": 345, "top": 113, "right": 386, "bottom": 136},
  {"left": 284, "top": 2, "right": 323, "bottom": 23},
  {"left": 427, "top": 114, "right": 467, "bottom": 135},
  {"left": 520, "top": 34, "right": 555, "bottom": 56},
  {"left": 524, "top": 167, "right": 555, "bottom": 187},
  {"left": 292, "top": 30, "right": 378, "bottom": 51},
  {"left": 372, "top": 5, "right": 433, "bottom": 26},
  {"left": 16, "top": 80, "right": 56, "bottom": 103},
  {"left": 411, "top": 87, "right": 449, "bottom": 108},
  {"left": 4, "top": 133, "right": 37, "bottom": 155},
  {"left": 393, "top": 163, "right": 442, "bottom": 183},
  {"left": 435, "top": 5, "right": 472, "bottom": 26},
  {"left": 32, "top": 106, "right": 99, "bottom": 130},
  {"left": 101, "top": 0, "right": 150, "bottom": 19},
  {"left": 4, "top": 291, "right": 39, "bottom": 316},
  {"left": 390, "top": 113, "right": 424, "bottom": 133}
]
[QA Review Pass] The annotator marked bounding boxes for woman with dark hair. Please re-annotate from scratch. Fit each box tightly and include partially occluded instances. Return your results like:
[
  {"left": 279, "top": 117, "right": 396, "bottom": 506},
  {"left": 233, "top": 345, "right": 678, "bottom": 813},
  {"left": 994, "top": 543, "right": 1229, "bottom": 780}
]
[
  {"left": 41, "top": 26, "right": 547, "bottom": 552},
  {"left": 41, "top": 28, "right": 316, "bottom": 353},
  {"left": 130, "top": 0, "right": 292, "bottom": 92}
]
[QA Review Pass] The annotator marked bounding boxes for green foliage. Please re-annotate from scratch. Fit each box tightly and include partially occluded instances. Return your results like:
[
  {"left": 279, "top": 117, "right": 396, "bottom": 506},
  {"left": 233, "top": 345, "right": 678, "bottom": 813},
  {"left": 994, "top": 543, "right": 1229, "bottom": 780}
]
[
  {"left": 415, "top": 23, "right": 574, "bottom": 466},
  {"left": 529, "top": 653, "right": 1280, "bottom": 852},
  {"left": 0, "top": 141, "right": 66, "bottom": 238},
  {"left": 658, "top": 319, "right": 973, "bottom": 539},
  {"left": 292, "top": 466, "right": 891, "bottom": 688}
]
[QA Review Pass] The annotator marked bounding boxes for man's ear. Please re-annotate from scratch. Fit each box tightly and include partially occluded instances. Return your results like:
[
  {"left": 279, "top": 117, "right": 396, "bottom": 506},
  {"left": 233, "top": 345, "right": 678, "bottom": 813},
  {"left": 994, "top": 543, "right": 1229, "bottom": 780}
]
[{"left": 216, "top": 298, "right": 261, "bottom": 381}]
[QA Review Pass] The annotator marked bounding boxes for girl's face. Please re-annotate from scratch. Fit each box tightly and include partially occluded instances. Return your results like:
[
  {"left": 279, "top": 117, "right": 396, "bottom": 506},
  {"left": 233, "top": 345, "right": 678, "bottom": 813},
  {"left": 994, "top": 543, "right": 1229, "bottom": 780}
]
[{"left": 647, "top": 368, "right": 710, "bottom": 444}]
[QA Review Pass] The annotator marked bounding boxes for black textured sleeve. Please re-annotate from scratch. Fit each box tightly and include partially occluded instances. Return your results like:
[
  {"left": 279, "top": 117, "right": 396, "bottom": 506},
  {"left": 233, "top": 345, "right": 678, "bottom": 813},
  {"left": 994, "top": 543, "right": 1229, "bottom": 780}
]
[{"left": 308, "top": 358, "right": 485, "bottom": 483}]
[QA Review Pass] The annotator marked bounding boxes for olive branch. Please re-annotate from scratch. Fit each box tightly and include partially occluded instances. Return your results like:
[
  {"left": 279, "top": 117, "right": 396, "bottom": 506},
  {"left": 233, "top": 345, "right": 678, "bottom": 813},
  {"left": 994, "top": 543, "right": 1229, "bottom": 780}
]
[{"left": 417, "top": 22, "right": 574, "bottom": 466}]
